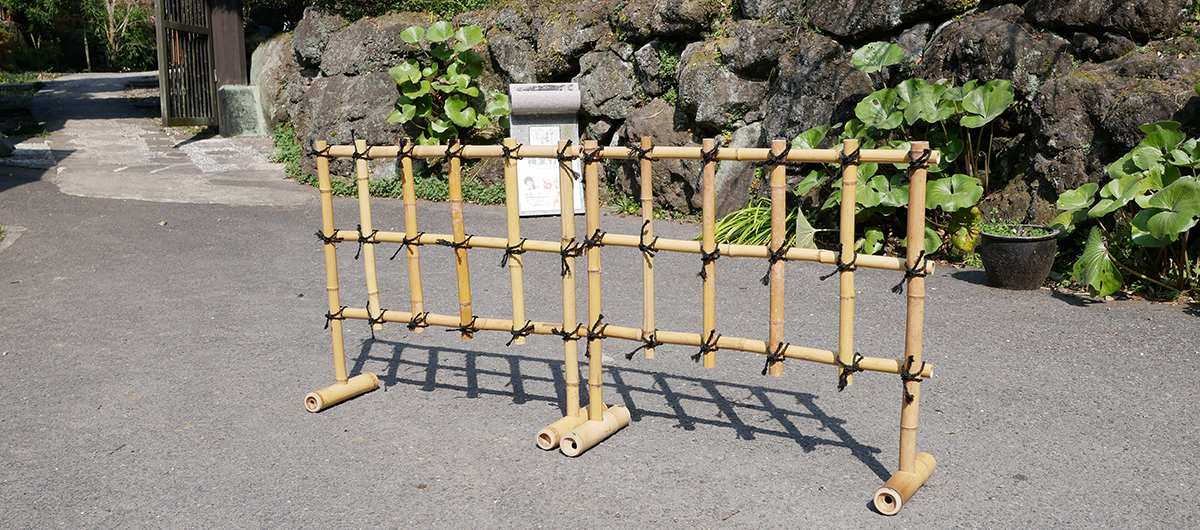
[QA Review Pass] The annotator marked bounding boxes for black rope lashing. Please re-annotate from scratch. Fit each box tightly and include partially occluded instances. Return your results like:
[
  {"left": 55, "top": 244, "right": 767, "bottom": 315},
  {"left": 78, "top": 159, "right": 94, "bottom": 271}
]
[
  {"left": 550, "top": 326, "right": 580, "bottom": 342},
  {"left": 901, "top": 356, "right": 926, "bottom": 404},
  {"left": 506, "top": 320, "right": 535, "bottom": 347},
  {"left": 367, "top": 306, "right": 388, "bottom": 340},
  {"left": 698, "top": 243, "right": 721, "bottom": 280},
  {"left": 500, "top": 143, "right": 524, "bottom": 161},
  {"left": 323, "top": 306, "right": 347, "bottom": 329},
  {"left": 559, "top": 238, "right": 585, "bottom": 277},
  {"left": 753, "top": 144, "right": 804, "bottom": 169},
  {"left": 697, "top": 142, "right": 721, "bottom": 183},
  {"left": 444, "top": 138, "right": 467, "bottom": 163},
  {"left": 390, "top": 232, "right": 426, "bottom": 260},
  {"left": 316, "top": 230, "right": 344, "bottom": 244},
  {"left": 500, "top": 238, "right": 527, "bottom": 268},
  {"left": 835, "top": 352, "right": 865, "bottom": 391},
  {"left": 349, "top": 130, "right": 370, "bottom": 162},
  {"left": 825, "top": 145, "right": 862, "bottom": 188},
  {"left": 354, "top": 224, "right": 379, "bottom": 260},
  {"left": 819, "top": 244, "right": 857, "bottom": 281},
  {"left": 582, "top": 229, "right": 606, "bottom": 250},
  {"left": 582, "top": 314, "right": 608, "bottom": 358},
  {"left": 692, "top": 330, "right": 721, "bottom": 363},
  {"left": 760, "top": 242, "right": 790, "bottom": 286},
  {"left": 556, "top": 140, "right": 580, "bottom": 180},
  {"left": 761, "top": 342, "right": 789, "bottom": 376},
  {"left": 435, "top": 234, "right": 474, "bottom": 250},
  {"left": 306, "top": 139, "right": 332, "bottom": 159},
  {"left": 626, "top": 331, "right": 664, "bottom": 360},
  {"left": 637, "top": 220, "right": 659, "bottom": 259},
  {"left": 902, "top": 148, "right": 932, "bottom": 183},
  {"left": 625, "top": 143, "right": 657, "bottom": 161},
  {"left": 580, "top": 145, "right": 605, "bottom": 166},
  {"left": 892, "top": 250, "right": 929, "bottom": 294},
  {"left": 407, "top": 311, "right": 429, "bottom": 331},
  {"left": 446, "top": 316, "right": 480, "bottom": 336},
  {"left": 396, "top": 137, "right": 416, "bottom": 161}
]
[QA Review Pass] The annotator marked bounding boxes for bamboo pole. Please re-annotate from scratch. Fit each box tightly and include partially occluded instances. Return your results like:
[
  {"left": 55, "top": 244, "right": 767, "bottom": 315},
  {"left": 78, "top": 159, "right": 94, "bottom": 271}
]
[
  {"left": 399, "top": 139, "right": 425, "bottom": 329},
  {"left": 353, "top": 138, "right": 383, "bottom": 331},
  {"left": 560, "top": 405, "right": 631, "bottom": 457},
  {"left": 305, "top": 373, "right": 379, "bottom": 412},
  {"left": 316, "top": 141, "right": 348, "bottom": 384},
  {"left": 700, "top": 138, "right": 718, "bottom": 368},
  {"left": 559, "top": 139, "right": 582, "bottom": 418},
  {"left": 838, "top": 138, "right": 859, "bottom": 387},
  {"left": 584, "top": 139, "right": 605, "bottom": 421},
  {"left": 874, "top": 140, "right": 937, "bottom": 515},
  {"left": 503, "top": 138, "right": 528, "bottom": 345},
  {"left": 639, "top": 136, "right": 656, "bottom": 358},
  {"left": 766, "top": 139, "right": 787, "bottom": 377},
  {"left": 536, "top": 408, "right": 589, "bottom": 450},
  {"left": 321, "top": 144, "right": 940, "bottom": 166},
  {"left": 447, "top": 139, "right": 474, "bottom": 339}
]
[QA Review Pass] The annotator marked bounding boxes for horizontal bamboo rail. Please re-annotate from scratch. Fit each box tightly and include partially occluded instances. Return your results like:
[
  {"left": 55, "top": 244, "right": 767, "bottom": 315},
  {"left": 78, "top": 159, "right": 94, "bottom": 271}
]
[{"left": 306, "top": 136, "right": 941, "bottom": 514}]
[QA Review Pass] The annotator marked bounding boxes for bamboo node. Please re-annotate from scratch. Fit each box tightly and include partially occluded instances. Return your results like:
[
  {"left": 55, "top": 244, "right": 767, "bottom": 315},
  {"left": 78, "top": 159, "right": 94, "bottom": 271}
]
[
  {"left": 761, "top": 342, "right": 789, "bottom": 375},
  {"left": 901, "top": 356, "right": 927, "bottom": 404},
  {"left": 507, "top": 320, "right": 535, "bottom": 346},
  {"left": 698, "top": 243, "right": 720, "bottom": 280},
  {"left": 324, "top": 306, "right": 347, "bottom": 329},
  {"left": 760, "top": 242, "right": 790, "bottom": 286},
  {"left": 500, "top": 238, "right": 528, "bottom": 267},
  {"left": 693, "top": 330, "right": 721, "bottom": 363},
  {"left": 626, "top": 331, "right": 663, "bottom": 360},
  {"left": 819, "top": 243, "right": 857, "bottom": 281},
  {"left": 892, "top": 250, "right": 929, "bottom": 294},
  {"left": 835, "top": 352, "right": 865, "bottom": 391}
]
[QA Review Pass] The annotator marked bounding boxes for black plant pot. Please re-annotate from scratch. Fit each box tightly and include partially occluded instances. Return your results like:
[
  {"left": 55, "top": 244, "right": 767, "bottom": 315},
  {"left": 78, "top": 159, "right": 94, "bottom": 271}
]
[{"left": 977, "top": 225, "right": 1059, "bottom": 290}]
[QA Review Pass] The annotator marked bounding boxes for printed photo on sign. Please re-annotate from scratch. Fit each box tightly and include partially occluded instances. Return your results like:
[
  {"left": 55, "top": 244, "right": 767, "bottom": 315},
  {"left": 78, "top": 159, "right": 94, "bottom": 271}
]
[{"left": 517, "top": 127, "right": 584, "bottom": 216}]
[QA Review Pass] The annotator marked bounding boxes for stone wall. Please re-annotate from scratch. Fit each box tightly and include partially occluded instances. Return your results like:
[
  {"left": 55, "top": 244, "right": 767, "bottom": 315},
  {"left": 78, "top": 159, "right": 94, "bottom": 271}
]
[{"left": 251, "top": 1, "right": 1200, "bottom": 219}]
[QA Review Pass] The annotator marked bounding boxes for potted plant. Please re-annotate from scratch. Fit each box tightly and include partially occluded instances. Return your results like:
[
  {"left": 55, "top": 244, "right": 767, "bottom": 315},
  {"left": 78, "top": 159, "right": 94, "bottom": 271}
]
[{"left": 976, "top": 219, "right": 1059, "bottom": 290}]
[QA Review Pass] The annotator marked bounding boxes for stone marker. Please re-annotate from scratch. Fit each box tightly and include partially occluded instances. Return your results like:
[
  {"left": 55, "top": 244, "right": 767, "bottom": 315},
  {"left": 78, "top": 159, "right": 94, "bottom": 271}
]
[{"left": 509, "top": 83, "right": 583, "bottom": 216}]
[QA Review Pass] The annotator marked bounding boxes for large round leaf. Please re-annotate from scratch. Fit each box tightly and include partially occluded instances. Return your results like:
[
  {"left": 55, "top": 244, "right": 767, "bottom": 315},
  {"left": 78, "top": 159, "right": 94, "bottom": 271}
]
[
  {"left": 1142, "top": 178, "right": 1200, "bottom": 240},
  {"left": 454, "top": 25, "right": 484, "bottom": 48},
  {"left": 1130, "top": 210, "right": 1174, "bottom": 248},
  {"left": 399, "top": 26, "right": 425, "bottom": 44},
  {"left": 444, "top": 95, "right": 477, "bottom": 128},
  {"left": 790, "top": 125, "right": 828, "bottom": 150},
  {"left": 426, "top": 21, "right": 453, "bottom": 42},
  {"left": 388, "top": 60, "right": 422, "bottom": 84},
  {"left": 926, "top": 174, "right": 983, "bottom": 212},
  {"left": 1088, "top": 174, "right": 1141, "bottom": 218},
  {"left": 855, "top": 89, "right": 903, "bottom": 130},
  {"left": 486, "top": 92, "right": 510, "bottom": 117},
  {"left": 460, "top": 50, "right": 484, "bottom": 78},
  {"left": 1055, "top": 182, "right": 1097, "bottom": 211},
  {"left": 1072, "top": 226, "right": 1122, "bottom": 297},
  {"left": 960, "top": 80, "right": 1013, "bottom": 128},
  {"left": 850, "top": 42, "right": 903, "bottom": 73}
]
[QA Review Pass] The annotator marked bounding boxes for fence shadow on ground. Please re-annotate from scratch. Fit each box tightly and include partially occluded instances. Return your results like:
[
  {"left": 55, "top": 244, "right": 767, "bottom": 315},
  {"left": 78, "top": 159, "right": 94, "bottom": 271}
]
[{"left": 351, "top": 337, "right": 890, "bottom": 481}]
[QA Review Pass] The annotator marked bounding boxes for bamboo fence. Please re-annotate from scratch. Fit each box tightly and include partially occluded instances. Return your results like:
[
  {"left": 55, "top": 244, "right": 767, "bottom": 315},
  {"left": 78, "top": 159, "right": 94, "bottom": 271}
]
[{"left": 304, "top": 137, "right": 940, "bottom": 514}]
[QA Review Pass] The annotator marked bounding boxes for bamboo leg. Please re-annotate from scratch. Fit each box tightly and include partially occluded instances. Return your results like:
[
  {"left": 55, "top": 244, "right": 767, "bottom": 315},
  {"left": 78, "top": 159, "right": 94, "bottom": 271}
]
[
  {"left": 838, "top": 138, "right": 859, "bottom": 386},
  {"left": 559, "top": 140, "right": 581, "bottom": 417},
  {"left": 307, "top": 140, "right": 377, "bottom": 412},
  {"left": 399, "top": 139, "right": 425, "bottom": 330},
  {"left": 875, "top": 140, "right": 936, "bottom": 514},
  {"left": 447, "top": 139, "right": 474, "bottom": 339},
  {"left": 503, "top": 138, "right": 528, "bottom": 344},
  {"left": 700, "top": 138, "right": 717, "bottom": 368},
  {"left": 766, "top": 140, "right": 788, "bottom": 377},
  {"left": 639, "top": 136, "right": 656, "bottom": 358},
  {"left": 354, "top": 138, "right": 383, "bottom": 331},
  {"left": 584, "top": 139, "right": 604, "bottom": 421}
]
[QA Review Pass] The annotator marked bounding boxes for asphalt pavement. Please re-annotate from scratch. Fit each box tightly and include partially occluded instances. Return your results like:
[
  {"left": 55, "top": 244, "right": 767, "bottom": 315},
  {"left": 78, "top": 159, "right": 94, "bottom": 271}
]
[{"left": 0, "top": 72, "right": 1197, "bottom": 529}]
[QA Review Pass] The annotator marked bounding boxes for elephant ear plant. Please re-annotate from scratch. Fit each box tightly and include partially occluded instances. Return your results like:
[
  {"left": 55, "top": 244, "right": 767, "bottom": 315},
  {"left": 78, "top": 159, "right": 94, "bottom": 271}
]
[
  {"left": 1053, "top": 121, "right": 1200, "bottom": 297},
  {"left": 387, "top": 22, "right": 511, "bottom": 145}
]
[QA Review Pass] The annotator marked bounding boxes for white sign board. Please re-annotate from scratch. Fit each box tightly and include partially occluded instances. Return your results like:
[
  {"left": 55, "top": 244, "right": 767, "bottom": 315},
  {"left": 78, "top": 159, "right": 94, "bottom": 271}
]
[
  {"left": 517, "top": 127, "right": 584, "bottom": 216},
  {"left": 509, "top": 83, "right": 584, "bottom": 217}
]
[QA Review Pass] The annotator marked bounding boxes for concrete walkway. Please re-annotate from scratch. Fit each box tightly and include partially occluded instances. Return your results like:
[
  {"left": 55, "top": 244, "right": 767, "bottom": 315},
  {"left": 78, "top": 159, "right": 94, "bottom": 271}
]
[
  {"left": 1, "top": 74, "right": 1198, "bottom": 528},
  {"left": 6, "top": 71, "right": 312, "bottom": 206}
]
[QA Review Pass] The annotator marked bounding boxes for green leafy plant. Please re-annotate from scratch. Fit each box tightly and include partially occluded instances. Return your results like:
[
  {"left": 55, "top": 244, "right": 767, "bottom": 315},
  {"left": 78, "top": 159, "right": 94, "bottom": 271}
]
[
  {"left": 980, "top": 218, "right": 1052, "bottom": 237},
  {"left": 387, "top": 22, "right": 510, "bottom": 145},
  {"left": 1053, "top": 121, "right": 1200, "bottom": 296},
  {"left": 712, "top": 197, "right": 805, "bottom": 246}
]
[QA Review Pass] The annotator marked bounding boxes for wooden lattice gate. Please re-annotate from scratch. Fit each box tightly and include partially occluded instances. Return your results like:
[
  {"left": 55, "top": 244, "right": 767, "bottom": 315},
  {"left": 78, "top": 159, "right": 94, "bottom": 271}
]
[{"left": 154, "top": 0, "right": 217, "bottom": 127}]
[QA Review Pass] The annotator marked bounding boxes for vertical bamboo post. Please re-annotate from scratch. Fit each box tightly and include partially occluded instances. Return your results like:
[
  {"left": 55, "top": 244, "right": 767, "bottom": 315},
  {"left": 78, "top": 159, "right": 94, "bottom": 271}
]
[
  {"left": 766, "top": 139, "right": 788, "bottom": 377},
  {"left": 639, "top": 136, "right": 656, "bottom": 358},
  {"left": 306, "top": 140, "right": 378, "bottom": 413},
  {"left": 559, "top": 140, "right": 581, "bottom": 418},
  {"left": 316, "top": 141, "right": 347, "bottom": 384},
  {"left": 447, "top": 139, "right": 474, "bottom": 339},
  {"left": 874, "top": 140, "right": 937, "bottom": 515},
  {"left": 502, "top": 138, "right": 527, "bottom": 344},
  {"left": 353, "top": 138, "right": 383, "bottom": 331},
  {"left": 584, "top": 140, "right": 604, "bottom": 421},
  {"left": 837, "top": 138, "right": 859, "bottom": 386},
  {"left": 700, "top": 138, "right": 717, "bottom": 368},
  {"left": 399, "top": 139, "right": 425, "bottom": 328}
]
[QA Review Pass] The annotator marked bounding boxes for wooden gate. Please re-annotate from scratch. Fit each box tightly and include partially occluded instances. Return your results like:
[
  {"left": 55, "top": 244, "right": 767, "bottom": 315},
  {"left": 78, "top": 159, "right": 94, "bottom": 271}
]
[{"left": 155, "top": 0, "right": 217, "bottom": 127}]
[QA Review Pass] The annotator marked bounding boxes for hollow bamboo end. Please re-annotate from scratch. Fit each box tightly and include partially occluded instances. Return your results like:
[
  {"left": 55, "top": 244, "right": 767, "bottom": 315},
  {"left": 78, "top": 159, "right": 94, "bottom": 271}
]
[
  {"left": 535, "top": 409, "right": 590, "bottom": 450},
  {"left": 304, "top": 372, "right": 379, "bottom": 413},
  {"left": 560, "top": 405, "right": 631, "bottom": 457},
  {"left": 873, "top": 452, "right": 937, "bottom": 515}
]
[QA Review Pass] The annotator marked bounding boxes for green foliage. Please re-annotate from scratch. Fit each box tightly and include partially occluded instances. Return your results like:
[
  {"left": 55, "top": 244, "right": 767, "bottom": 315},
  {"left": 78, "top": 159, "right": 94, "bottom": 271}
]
[
  {"left": 712, "top": 197, "right": 805, "bottom": 246},
  {"left": 387, "top": 22, "right": 510, "bottom": 146},
  {"left": 656, "top": 42, "right": 680, "bottom": 78},
  {"left": 311, "top": 0, "right": 505, "bottom": 22},
  {"left": 850, "top": 42, "right": 904, "bottom": 73},
  {"left": 1053, "top": 121, "right": 1200, "bottom": 296}
]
